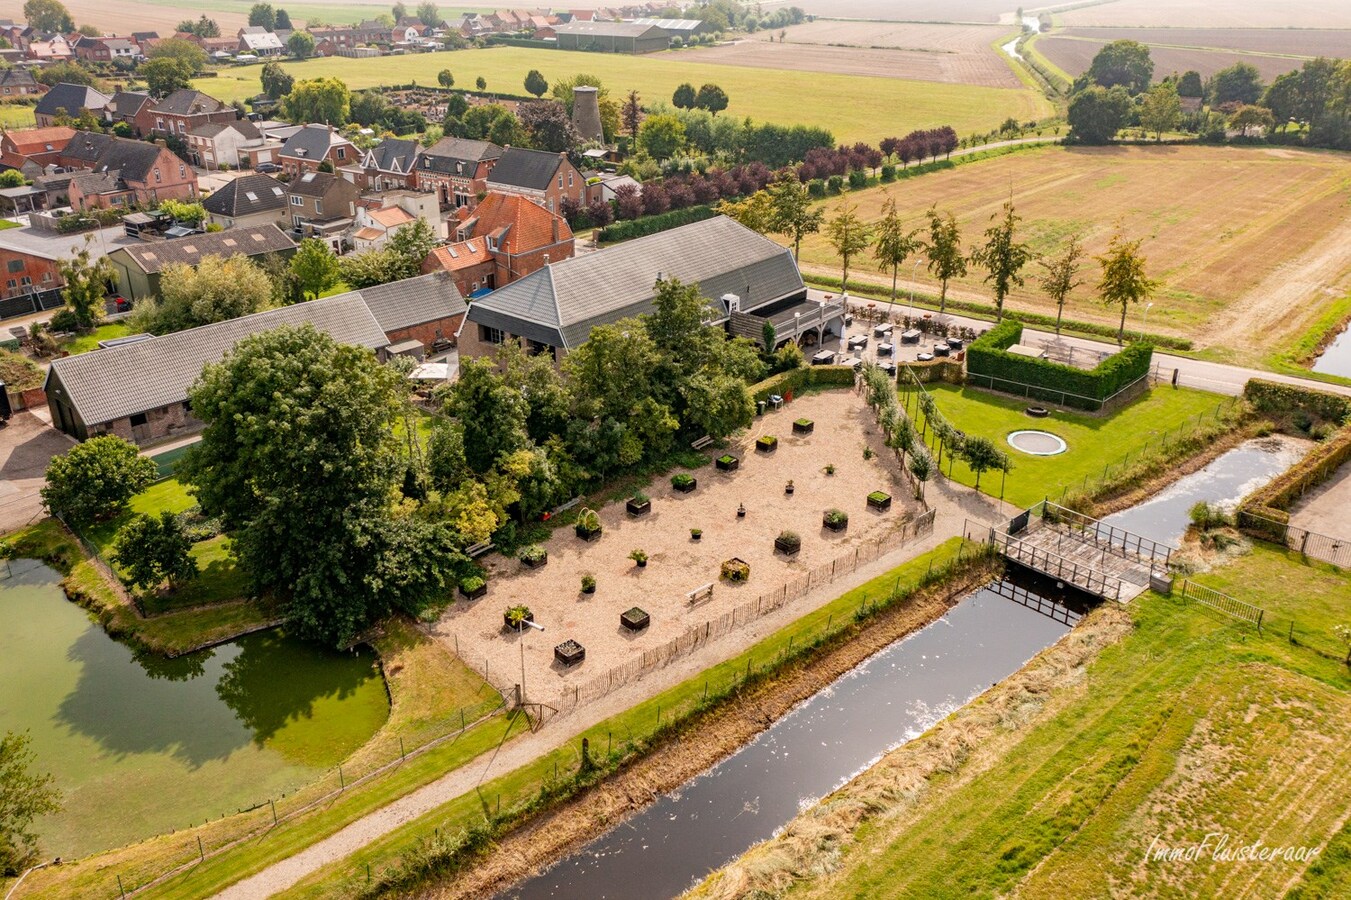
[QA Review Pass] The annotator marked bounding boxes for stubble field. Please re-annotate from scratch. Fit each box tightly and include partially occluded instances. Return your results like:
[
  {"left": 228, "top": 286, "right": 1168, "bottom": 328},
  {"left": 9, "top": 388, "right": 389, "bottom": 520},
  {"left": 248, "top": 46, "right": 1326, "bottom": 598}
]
[
  {"left": 192, "top": 46, "right": 1052, "bottom": 144},
  {"left": 683, "top": 21, "right": 1022, "bottom": 88},
  {"left": 761, "top": 0, "right": 1014, "bottom": 24},
  {"left": 792, "top": 145, "right": 1351, "bottom": 361},
  {"left": 1058, "top": 0, "right": 1351, "bottom": 29},
  {"left": 1035, "top": 36, "right": 1311, "bottom": 82}
]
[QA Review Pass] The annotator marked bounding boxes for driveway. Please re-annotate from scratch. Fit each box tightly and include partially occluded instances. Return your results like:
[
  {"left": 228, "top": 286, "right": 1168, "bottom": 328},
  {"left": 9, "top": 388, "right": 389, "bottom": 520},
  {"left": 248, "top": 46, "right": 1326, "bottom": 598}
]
[{"left": 0, "top": 410, "right": 74, "bottom": 534}]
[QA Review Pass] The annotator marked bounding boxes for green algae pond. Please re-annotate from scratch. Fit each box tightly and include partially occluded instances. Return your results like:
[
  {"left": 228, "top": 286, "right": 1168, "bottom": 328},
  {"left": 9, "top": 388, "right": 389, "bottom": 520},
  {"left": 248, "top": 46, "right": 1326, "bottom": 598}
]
[{"left": 0, "top": 559, "right": 389, "bottom": 858}]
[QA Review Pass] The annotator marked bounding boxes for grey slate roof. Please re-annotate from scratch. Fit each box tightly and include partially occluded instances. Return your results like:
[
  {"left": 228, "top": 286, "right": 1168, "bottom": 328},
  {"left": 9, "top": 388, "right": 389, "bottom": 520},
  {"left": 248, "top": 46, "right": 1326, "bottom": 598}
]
[
  {"left": 466, "top": 215, "right": 805, "bottom": 349},
  {"left": 108, "top": 90, "right": 152, "bottom": 117},
  {"left": 62, "top": 130, "right": 163, "bottom": 182},
  {"left": 287, "top": 171, "right": 337, "bottom": 197},
  {"left": 279, "top": 124, "right": 352, "bottom": 160},
  {"left": 367, "top": 137, "right": 419, "bottom": 173},
  {"left": 486, "top": 147, "right": 564, "bottom": 192},
  {"left": 153, "top": 89, "right": 226, "bottom": 116},
  {"left": 35, "top": 83, "right": 110, "bottom": 118},
  {"left": 336, "top": 271, "right": 467, "bottom": 333},
  {"left": 44, "top": 293, "right": 388, "bottom": 427},
  {"left": 554, "top": 21, "right": 664, "bottom": 38},
  {"left": 417, "top": 137, "right": 501, "bottom": 176},
  {"left": 112, "top": 224, "right": 294, "bottom": 274},
  {"left": 202, "top": 173, "right": 286, "bottom": 217},
  {"left": 0, "top": 68, "right": 38, "bottom": 89}
]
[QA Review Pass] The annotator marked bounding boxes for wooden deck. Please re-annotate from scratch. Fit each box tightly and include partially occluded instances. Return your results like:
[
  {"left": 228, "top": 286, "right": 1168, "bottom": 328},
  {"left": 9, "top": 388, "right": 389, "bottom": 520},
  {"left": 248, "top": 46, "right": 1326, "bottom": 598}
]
[{"left": 1000, "top": 521, "right": 1154, "bottom": 602}]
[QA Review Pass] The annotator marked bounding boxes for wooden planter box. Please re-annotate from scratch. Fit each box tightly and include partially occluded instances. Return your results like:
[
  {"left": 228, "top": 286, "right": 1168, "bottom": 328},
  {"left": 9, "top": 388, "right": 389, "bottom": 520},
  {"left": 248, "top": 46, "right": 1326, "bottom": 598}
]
[
  {"left": 774, "top": 536, "right": 801, "bottom": 556},
  {"left": 554, "top": 640, "right": 585, "bottom": 666},
  {"left": 504, "top": 611, "right": 535, "bottom": 631},
  {"left": 673, "top": 477, "right": 697, "bottom": 493},
  {"left": 822, "top": 515, "right": 848, "bottom": 533},
  {"left": 867, "top": 492, "right": 892, "bottom": 512},
  {"left": 716, "top": 455, "right": 740, "bottom": 472},
  {"left": 756, "top": 435, "right": 778, "bottom": 453},
  {"left": 460, "top": 581, "right": 487, "bottom": 601},
  {"left": 792, "top": 419, "right": 814, "bottom": 435},
  {"left": 575, "top": 524, "right": 603, "bottom": 542},
  {"left": 620, "top": 607, "right": 650, "bottom": 631},
  {"left": 626, "top": 497, "right": 651, "bottom": 516},
  {"left": 521, "top": 552, "right": 547, "bottom": 569}
]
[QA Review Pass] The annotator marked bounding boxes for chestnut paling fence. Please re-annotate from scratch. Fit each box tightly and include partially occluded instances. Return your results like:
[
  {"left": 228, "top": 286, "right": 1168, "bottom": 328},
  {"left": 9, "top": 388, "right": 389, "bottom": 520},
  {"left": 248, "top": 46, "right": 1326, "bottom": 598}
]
[{"left": 543, "top": 508, "right": 937, "bottom": 715}]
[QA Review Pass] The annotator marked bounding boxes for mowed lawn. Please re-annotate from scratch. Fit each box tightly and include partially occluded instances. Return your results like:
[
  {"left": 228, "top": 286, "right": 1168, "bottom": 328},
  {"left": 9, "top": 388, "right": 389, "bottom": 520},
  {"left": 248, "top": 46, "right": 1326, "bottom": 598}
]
[
  {"left": 0, "top": 104, "right": 36, "bottom": 129},
  {"left": 775, "top": 545, "right": 1351, "bottom": 900},
  {"left": 193, "top": 46, "right": 1051, "bottom": 143},
  {"left": 905, "top": 383, "right": 1229, "bottom": 509},
  {"left": 793, "top": 144, "right": 1351, "bottom": 359}
]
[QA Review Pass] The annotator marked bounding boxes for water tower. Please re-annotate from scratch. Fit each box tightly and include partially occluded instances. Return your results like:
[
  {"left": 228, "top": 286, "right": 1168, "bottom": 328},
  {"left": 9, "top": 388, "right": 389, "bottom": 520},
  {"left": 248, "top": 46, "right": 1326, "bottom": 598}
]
[{"left": 572, "top": 85, "right": 604, "bottom": 144}]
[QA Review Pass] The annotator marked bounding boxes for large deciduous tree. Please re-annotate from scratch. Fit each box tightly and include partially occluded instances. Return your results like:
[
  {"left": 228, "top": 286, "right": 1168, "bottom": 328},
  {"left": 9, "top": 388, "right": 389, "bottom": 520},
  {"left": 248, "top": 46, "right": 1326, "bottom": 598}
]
[
  {"left": 694, "top": 83, "right": 729, "bottom": 115},
  {"left": 141, "top": 58, "right": 194, "bottom": 97},
  {"left": 638, "top": 113, "right": 685, "bottom": 160},
  {"left": 1210, "top": 62, "right": 1264, "bottom": 106},
  {"left": 22, "top": 0, "right": 73, "bottom": 34},
  {"left": 283, "top": 77, "right": 351, "bottom": 127},
  {"left": 1140, "top": 81, "right": 1181, "bottom": 139},
  {"left": 824, "top": 200, "right": 872, "bottom": 296},
  {"left": 287, "top": 31, "right": 315, "bottom": 59},
  {"left": 112, "top": 511, "right": 199, "bottom": 592},
  {"left": 148, "top": 37, "right": 208, "bottom": 71},
  {"left": 289, "top": 238, "right": 340, "bottom": 300},
  {"left": 132, "top": 255, "right": 274, "bottom": 333},
  {"left": 518, "top": 100, "right": 577, "bottom": 152},
  {"left": 871, "top": 194, "right": 922, "bottom": 306},
  {"left": 1229, "top": 104, "right": 1275, "bottom": 137},
  {"left": 969, "top": 200, "right": 1033, "bottom": 321},
  {"left": 41, "top": 435, "right": 157, "bottom": 525},
  {"left": 180, "top": 325, "right": 466, "bottom": 645},
  {"left": 1067, "top": 85, "right": 1132, "bottom": 144},
  {"left": 260, "top": 61, "right": 294, "bottom": 100},
  {"left": 57, "top": 235, "right": 113, "bottom": 328},
  {"left": 1038, "top": 234, "right": 1085, "bottom": 335},
  {"left": 766, "top": 173, "right": 823, "bottom": 261},
  {"left": 0, "top": 730, "right": 61, "bottom": 877},
  {"left": 672, "top": 82, "right": 696, "bottom": 109},
  {"left": 924, "top": 206, "right": 966, "bottom": 314},
  {"left": 248, "top": 3, "right": 276, "bottom": 29},
  {"left": 1096, "top": 231, "right": 1157, "bottom": 344},
  {"left": 1085, "top": 39, "right": 1153, "bottom": 94}
]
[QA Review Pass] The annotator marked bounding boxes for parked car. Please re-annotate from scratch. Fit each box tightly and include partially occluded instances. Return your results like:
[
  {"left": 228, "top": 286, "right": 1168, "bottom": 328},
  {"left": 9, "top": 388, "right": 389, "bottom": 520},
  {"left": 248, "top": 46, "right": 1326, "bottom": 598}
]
[{"left": 255, "top": 162, "right": 281, "bottom": 173}]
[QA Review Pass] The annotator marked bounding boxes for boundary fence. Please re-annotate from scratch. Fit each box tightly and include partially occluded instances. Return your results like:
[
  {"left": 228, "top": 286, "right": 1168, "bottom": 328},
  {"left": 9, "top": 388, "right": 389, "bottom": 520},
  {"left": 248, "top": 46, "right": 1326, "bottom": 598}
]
[
  {"left": 1177, "top": 578, "right": 1349, "bottom": 663},
  {"left": 1180, "top": 579, "right": 1264, "bottom": 628},
  {"left": 1237, "top": 509, "right": 1350, "bottom": 569},
  {"left": 545, "top": 509, "right": 937, "bottom": 716}
]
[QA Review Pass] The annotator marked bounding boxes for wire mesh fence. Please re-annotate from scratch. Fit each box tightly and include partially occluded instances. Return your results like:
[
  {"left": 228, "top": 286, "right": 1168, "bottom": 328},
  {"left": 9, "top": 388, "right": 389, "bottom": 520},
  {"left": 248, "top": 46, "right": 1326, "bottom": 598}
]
[
  {"left": 548, "top": 509, "right": 937, "bottom": 715},
  {"left": 1237, "top": 510, "right": 1351, "bottom": 569}
]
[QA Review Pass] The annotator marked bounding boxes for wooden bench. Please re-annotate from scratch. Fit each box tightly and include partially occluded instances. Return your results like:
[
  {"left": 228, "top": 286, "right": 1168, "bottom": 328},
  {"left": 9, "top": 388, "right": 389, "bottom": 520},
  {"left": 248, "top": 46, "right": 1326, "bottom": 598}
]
[
  {"left": 466, "top": 541, "right": 495, "bottom": 559},
  {"left": 691, "top": 435, "right": 714, "bottom": 450},
  {"left": 687, "top": 582, "right": 714, "bottom": 605}
]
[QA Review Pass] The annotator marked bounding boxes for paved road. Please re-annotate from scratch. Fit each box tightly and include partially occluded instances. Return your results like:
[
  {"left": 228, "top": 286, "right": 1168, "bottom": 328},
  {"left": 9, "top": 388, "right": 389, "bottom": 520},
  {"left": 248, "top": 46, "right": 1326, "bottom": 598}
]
[{"left": 807, "top": 289, "right": 1351, "bottom": 399}]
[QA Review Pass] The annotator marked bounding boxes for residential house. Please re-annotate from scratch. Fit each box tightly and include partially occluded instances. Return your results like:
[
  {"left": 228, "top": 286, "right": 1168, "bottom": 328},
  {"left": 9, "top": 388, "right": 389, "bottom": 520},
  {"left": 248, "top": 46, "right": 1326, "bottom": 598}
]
[
  {"left": 357, "top": 137, "right": 419, "bottom": 190},
  {"left": 58, "top": 131, "right": 198, "bottom": 210},
  {"left": 458, "top": 215, "right": 813, "bottom": 362},
  {"left": 283, "top": 171, "right": 360, "bottom": 251},
  {"left": 104, "top": 90, "right": 152, "bottom": 133},
  {"left": 104, "top": 223, "right": 295, "bottom": 301},
  {"left": 186, "top": 119, "right": 265, "bottom": 168},
  {"left": 71, "top": 35, "right": 111, "bottom": 63},
  {"left": 353, "top": 20, "right": 394, "bottom": 43},
  {"left": 0, "top": 126, "right": 75, "bottom": 172},
  {"left": 309, "top": 25, "right": 358, "bottom": 52},
  {"left": 350, "top": 271, "right": 467, "bottom": 350},
  {"left": 44, "top": 292, "right": 388, "bottom": 443},
  {"left": 0, "top": 67, "right": 44, "bottom": 98},
  {"left": 34, "top": 82, "right": 111, "bottom": 127},
  {"left": 414, "top": 137, "right": 501, "bottom": 209},
  {"left": 485, "top": 147, "right": 584, "bottom": 215},
  {"left": 238, "top": 26, "right": 285, "bottom": 56},
  {"left": 422, "top": 191, "right": 572, "bottom": 298},
  {"left": 135, "top": 88, "right": 238, "bottom": 140},
  {"left": 202, "top": 172, "right": 287, "bottom": 229},
  {"left": 26, "top": 35, "right": 74, "bottom": 62},
  {"left": 278, "top": 124, "right": 357, "bottom": 178},
  {"left": 0, "top": 243, "right": 61, "bottom": 300},
  {"left": 553, "top": 21, "right": 668, "bottom": 53},
  {"left": 350, "top": 188, "right": 440, "bottom": 250}
]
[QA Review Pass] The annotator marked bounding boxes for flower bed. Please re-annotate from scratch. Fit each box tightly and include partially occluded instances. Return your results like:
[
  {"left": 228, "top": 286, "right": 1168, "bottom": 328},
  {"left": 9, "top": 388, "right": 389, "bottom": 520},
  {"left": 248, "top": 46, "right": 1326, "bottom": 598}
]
[
  {"left": 867, "top": 491, "right": 892, "bottom": 511},
  {"left": 620, "top": 607, "right": 650, "bottom": 631},
  {"left": 793, "top": 418, "right": 815, "bottom": 435},
  {"left": 672, "top": 473, "right": 697, "bottom": 493},
  {"left": 716, "top": 454, "right": 740, "bottom": 472},
  {"left": 756, "top": 435, "right": 778, "bottom": 453},
  {"left": 459, "top": 575, "right": 487, "bottom": 600},
  {"left": 720, "top": 557, "right": 750, "bottom": 583},
  {"left": 554, "top": 639, "right": 585, "bottom": 666}
]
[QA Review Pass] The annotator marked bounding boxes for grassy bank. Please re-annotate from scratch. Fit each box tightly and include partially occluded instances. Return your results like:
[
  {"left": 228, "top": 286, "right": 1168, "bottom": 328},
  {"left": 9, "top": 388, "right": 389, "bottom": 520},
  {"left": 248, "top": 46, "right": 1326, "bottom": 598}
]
[
  {"left": 695, "top": 543, "right": 1351, "bottom": 898},
  {"left": 902, "top": 382, "right": 1241, "bottom": 509},
  {"left": 278, "top": 539, "right": 989, "bottom": 898}
]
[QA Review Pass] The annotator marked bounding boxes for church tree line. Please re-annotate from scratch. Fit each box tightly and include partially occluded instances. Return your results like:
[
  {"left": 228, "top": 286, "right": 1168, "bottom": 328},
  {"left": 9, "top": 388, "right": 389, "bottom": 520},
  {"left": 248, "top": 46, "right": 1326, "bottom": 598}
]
[{"left": 1066, "top": 39, "right": 1351, "bottom": 147}]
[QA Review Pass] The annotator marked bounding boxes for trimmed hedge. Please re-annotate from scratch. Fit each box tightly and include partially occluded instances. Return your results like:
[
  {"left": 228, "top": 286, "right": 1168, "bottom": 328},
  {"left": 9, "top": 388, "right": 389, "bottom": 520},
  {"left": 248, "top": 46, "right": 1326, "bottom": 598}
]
[
  {"left": 1243, "top": 379, "right": 1351, "bottom": 427},
  {"left": 1239, "top": 423, "right": 1351, "bottom": 541},
  {"left": 596, "top": 205, "right": 716, "bottom": 244},
  {"left": 749, "top": 365, "right": 855, "bottom": 404},
  {"left": 967, "top": 320, "right": 1153, "bottom": 409}
]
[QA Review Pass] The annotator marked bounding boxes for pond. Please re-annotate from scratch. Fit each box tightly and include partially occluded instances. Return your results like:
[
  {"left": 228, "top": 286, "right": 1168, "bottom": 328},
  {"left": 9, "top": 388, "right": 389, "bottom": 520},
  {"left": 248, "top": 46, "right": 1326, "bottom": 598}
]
[
  {"left": 0, "top": 560, "right": 389, "bottom": 858},
  {"left": 1311, "top": 324, "right": 1351, "bottom": 379},
  {"left": 1098, "top": 437, "right": 1305, "bottom": 546},
  {"left": 503, "top": 570, "right": 1085, "bottom": 900}
]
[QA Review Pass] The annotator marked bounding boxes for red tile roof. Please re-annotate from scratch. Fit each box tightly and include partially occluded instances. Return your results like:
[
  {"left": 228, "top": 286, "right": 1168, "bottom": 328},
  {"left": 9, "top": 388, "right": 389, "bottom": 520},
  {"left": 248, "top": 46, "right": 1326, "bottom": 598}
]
[
  {"left": 4, "top": 126, "right": 75, "bottom": 155},
  {"left": 463, "top": 191, "right": 572, "bottom": 254}
]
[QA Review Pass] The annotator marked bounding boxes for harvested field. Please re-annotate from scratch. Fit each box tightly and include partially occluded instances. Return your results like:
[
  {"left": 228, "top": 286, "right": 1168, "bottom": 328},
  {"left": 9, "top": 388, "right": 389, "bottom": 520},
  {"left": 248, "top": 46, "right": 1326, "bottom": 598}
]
[
  {"left": 431, "top": 391, "right": 924, "bottom": 711},
  {"left": 769, "top": 0, "right": 1013, "bottom": 23},
  {"left": 683, "top": 22, "right": 1021, "bottom": 88},
  {"left": 1058, "top": 0, "right": 1351, "bottom": 29},
  {"left": 1036, "top": 35, "right": 1324, "bottom": 82},
  {"left": 1059, "top": 26, "right": 1351, "bottom": 57},
  {"left": 792, "top": 145, "right": 1351, "bottom": 360}
]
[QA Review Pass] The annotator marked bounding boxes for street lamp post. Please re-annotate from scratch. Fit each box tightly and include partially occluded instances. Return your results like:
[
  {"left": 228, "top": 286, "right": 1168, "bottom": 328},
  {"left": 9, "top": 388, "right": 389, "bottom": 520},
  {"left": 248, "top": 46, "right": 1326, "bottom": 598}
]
[
  {"left": 908, "top": 257, "right": 924, "bottom": 320},
  {"left": 1141, "top": 301, "right": 1155, "bottom": 337}
]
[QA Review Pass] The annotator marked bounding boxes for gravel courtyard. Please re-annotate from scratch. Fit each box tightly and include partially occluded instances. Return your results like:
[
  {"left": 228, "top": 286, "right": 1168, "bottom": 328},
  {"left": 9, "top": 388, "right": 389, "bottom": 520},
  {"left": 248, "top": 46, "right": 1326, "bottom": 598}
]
[{"left": 431, "top": 389, "right": 926, "bottom": 703}]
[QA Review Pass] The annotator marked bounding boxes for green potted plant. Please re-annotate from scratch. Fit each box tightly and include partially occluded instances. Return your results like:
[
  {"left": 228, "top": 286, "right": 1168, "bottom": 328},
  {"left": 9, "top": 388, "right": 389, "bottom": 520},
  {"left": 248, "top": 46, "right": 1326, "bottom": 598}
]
[
  {"left": 822, "top": 508, "right": 848, "bottom": 532},
  {"left": 459, "top": 574, "right": 487, "bottom": 600},
  {"left": 867, "top": 490, "right": 892, "bottom": 511},
  {"left": 824, "top": 463, "right": 836, "bottom": 475},
  {"left": 629, "top": 548, "right": 648, "bottom": 568},
  {"left": 626, "top": 492, "right": 651, "bottom": 516},
  {"left": 756, "top": 434, "right": 778, "bottom": 452},
  {"left": 793, "top": 417, "right": 814, "bottom": 435},
  {"left": 504, "top": 604, "right": 534, "bottom": 631},
  {"left": 672, "top": 472, "right": 697, "bottom": 493},
  {"left": 716, "top": 453, "right": 740, "bottom": 472},
  {"left": 519, "top": 544, "right": 548, "bottom": 569},
  {"left": 690, "top": 527, "right": 702, "bottom": 541},
  {"left": 574, "top": 507, "right": 602, "bottom": 541},
  {"left": 580, "top": 573, "right": 596, "bottom": 594},
  {"left": 785, "top": 479, "right": 794, "bottom": 495},
  {"left": 774, "top": 530, "right": 801, "bottom": 555}
]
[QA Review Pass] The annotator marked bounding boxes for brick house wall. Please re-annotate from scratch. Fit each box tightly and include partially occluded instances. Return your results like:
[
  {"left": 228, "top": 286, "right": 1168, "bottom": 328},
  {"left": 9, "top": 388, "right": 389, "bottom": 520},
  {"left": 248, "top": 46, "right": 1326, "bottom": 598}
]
[
  {"left": 414, "top": 159, "right": 495, "bottom": 209},
  {"left": 0, "top": 247, "right": 61, "bottom": 298},
  {"left": 280, "top": 143, "right": 357, "bottom": 179},
  {"left": 135, "top": 106, "right": 239, "bottom": 140},
  {"left": 126, "top": 149, "right": 200, "bottom": 206},
  {"left": 457, "top": 319, "right": 566, "bottom": 364},
  {"left": 95, "top": 401, "right": 201, "bottom": 445},
  {"left": 490, "top": 156, "right": 585, "bottom": 215},
  {"left": 385, "top": 313, "right": 465, "bottom": 350}
]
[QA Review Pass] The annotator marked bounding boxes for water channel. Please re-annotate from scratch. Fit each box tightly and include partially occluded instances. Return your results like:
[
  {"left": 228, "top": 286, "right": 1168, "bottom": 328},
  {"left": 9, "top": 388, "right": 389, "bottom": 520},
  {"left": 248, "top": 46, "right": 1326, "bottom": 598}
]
[
  {"left": 504, "top": 437, "right": 1301, "bottom": 899},
  {"left": 1000, "top": 16, "right": 1042, "bottom": 61},
  {"left": 0, "top": 560, "right": 389, "bottom": 857},
  {"left": 1311, "top": 324, "right": 1351, "bottom": 379}
]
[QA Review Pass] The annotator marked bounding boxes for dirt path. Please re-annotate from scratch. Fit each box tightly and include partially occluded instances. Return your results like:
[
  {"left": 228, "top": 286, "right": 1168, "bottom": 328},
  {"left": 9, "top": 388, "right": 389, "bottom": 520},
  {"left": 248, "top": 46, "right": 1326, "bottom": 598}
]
[{"left": 213, "top": 488, "right": 1006, "bottom": 899}]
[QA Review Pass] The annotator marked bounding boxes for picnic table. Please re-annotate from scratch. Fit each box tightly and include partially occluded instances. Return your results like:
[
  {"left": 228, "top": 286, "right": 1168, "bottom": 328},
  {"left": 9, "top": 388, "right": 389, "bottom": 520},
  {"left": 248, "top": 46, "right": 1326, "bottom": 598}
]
[
  {"left": 812, "top": 349, "right": 837, "bottom": 365},
  {"left": 900, "top": 328, "right": 922, "bottom": 345},
  {"left": 873, "top": 323, "right": 894, "bottom": 338},
  {"left": 877, "top": 342, "right": 894, "bottom": 357}
]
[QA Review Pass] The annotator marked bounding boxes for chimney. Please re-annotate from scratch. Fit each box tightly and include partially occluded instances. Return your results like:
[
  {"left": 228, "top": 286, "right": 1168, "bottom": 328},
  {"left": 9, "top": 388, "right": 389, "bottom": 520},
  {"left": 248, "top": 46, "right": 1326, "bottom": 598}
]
[{"left": 551, "top": 215, "right": 558, "bottom": 243}]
